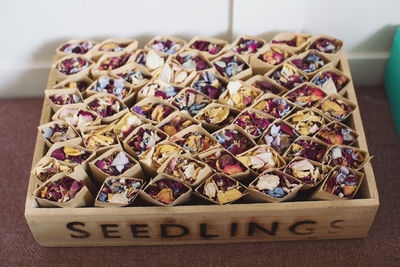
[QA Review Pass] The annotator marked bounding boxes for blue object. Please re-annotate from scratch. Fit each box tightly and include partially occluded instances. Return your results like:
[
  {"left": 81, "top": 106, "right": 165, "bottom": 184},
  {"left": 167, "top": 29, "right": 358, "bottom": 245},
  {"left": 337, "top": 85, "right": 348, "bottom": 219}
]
[{"left": 384, "top": 27, "right": 400, "bottom": 140}]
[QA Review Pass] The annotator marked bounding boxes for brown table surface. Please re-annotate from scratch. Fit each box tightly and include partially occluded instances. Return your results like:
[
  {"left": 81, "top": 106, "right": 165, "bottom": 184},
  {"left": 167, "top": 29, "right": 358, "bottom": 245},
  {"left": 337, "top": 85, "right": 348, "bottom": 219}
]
[{"left": 1, "top": 86, "right": 399, "bottom": 266}]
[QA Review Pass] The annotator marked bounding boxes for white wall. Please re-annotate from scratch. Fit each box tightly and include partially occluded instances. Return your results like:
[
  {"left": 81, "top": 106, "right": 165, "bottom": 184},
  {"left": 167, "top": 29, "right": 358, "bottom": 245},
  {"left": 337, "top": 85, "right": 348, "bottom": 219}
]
[{"left": 0, "top": 0, "right": 399, "bottom": 98}]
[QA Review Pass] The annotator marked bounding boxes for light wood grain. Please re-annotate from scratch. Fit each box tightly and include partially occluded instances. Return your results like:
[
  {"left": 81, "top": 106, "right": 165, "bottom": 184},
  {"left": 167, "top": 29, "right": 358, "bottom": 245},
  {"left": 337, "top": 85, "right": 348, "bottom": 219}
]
[{"left": 24, "top": 53, "right": 379, "bottom": 247}]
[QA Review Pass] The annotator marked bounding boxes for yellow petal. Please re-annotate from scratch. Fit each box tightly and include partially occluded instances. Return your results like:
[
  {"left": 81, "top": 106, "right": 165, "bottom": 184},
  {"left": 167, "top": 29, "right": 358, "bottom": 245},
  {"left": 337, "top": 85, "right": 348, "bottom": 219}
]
[
  {"left": 155, "top": 188, "right": 174, "bottom": 204},
  {"left": 63, "top": 146, "right": 83, "bottom": 156},
  {"left": 217, "top": 189, "right": 243, "bottom": 204}
]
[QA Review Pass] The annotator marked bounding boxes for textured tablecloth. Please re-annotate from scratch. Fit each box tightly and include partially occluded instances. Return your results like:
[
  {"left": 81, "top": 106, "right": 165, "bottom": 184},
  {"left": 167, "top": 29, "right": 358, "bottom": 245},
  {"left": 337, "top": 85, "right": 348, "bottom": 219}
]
[{"left": 0, "top": 86, "right": 399, "bottom": 266}]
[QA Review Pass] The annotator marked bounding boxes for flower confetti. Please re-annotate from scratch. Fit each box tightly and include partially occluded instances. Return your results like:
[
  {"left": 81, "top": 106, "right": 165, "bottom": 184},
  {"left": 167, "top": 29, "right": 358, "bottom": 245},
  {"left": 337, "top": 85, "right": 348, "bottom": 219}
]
[
  {"left": 158, "top": 113, "right": 196, "bottom": 136},
  {"left": 310, "top": 38, "right": 342, "bottom": 54},
  {"left": 97, "top": 178, "right": 143, "bottom": 205},
  {"left": 114, "top": 112, "right": 146, "bottom": 139},
  {"left": 257, "top": 47, "right": 291, "bottom": 65},
  {"left": 173, "top": 131, "right": 216, "bottom": 154},
  {"left": 284, "top": 84, "right": 326, "bottom": 108},
  {"left": 91, "top": 77, "right": 131, "bottom": 100},
  {"left": 198, "top": 174, "right": 245, "bottom": 205},
  {"left": 56, "top": 57, "right": 90, "bottom": 75},
  {"left": 285, "top": 158, "right": 328, "bottom": 185},
  {"left": 34, "top": 158, "right": 73, "bottom": 183},
  {"left": 145, "top": 178, "right": 189, "bottom": 205},
  {"left": 51, "top": 146, "right": 92, "bottom": 164},
  {"left": 221, "top": 81, "right": 260, "bottom": 110},
  {"left": 175, "top": 54, "right": 210, "bottom": 71},
  {"left": 192, "top": 71, "right": 227, "bottom": 99},
  {"left": 323, "top": 166, "right": 361, "bottom": 198},
  {"left": 133, "top": 101, "right": 175, "bottom": 122},
  {"left": 201, "top": 150, "right": 246, "bottom": 175},
  {"left": 135, "top": 50, "right": 165, "bottom": 71},
  {"left": 232, "top": 37, "right": 264, "bottom": 55},
  {"left": 98, "top": 53, "right": 131, "bottom": 71},
  {"left": 272, "top": 35, "right": 309, "bottom": 48},
  {"left": 99, "top": 42, "right": 129, "bottom": 52},
  {"left": 315, "top": 122, "right": 357, "bottom": 146},
  {"left": 87, "top": 95, "right": 126, "bottom": 119},
  {"left": 159, "top": 63, "right": 192, "bottom": 85},
  {"left": 41, "top": 122, "right": 78, "bottom": 144},
  {"left": 213, "top": 55, "right": 249, "bottom": 78},
  {"left": 126, "top": 126, "right": 167, "bottom": 156},
  {"left": 57, "top": 107, "right": 97, "bottom": 128},
  {"left": 39, "top": 176, "right": 85, "bottom": 203},
  {"left": 262, "top": 121, "right": 299, "bottom": 154},
  {"left": 285, "top": 109, "right": 326, "bottom": 135},
  {"left": 196, "top": 105, "right": 234, "bottom": 127},
  {"left": 114, "top": 67, "right": 151, "bottom": 86},
  {"left": 251, "top": 171, "right": 300, "bottom": 198},
  {"left": 140, "top": 80, "right": 180, "bottom": 101},
  {"left": 323, "top": 146, "right": 367, "bottom": 169},
  {"left": 312, "top": 71, "right": 348, "bottom": 94},
  {"left": 94, "top": 151, "right": 135, "bottom": 176},
  {"left": 139, "top": 142, "right": 184, "bottom": 169},
  {"left": 150, "top": 38, "right": 183, "bottom": 55},
  {"left": 213, "top": 128, "right": 255, "bottom": 155},
  {"left": 291, "top": 52, "right": 328, "bottom": 73},
  {"left": 48, "top": 92, "right": 82, "bottom": 105},
  {"left": 237, "top": 146, "right": 284, "bottom": 173},
  {"left": 60, "top": 41, "right": 94, "bottom": 54},
  {"left": 82, "top": 125, "right": 117, "bottom": 150},
  {"left": 233, "top": 110, "right": 274, "bottom": 137},
  {"left": 285, "top": 138, "right": 327, "bottom": 162},
  {"left": 249, "top": 78, "right": 283, "bottom": 95},
  {"left": 253, "top": 97, "right": 293, "bottom": 119},
  {"left": 317, "top": 96, "right": 353, "bottom": 120},
  {"left": 55, "top": 79, "right": 91, "bottom": 93},
  {"left": 269, "top": 63, "right": 307, "bottom": 90},
  {"left": 191, "top": 40, "right": 224, "bottom": 55},
  {"left": 172, "top": 89, "right": 211, "bottom": 116},
  {"left": 164, "top": 156, "right": 209, "bottom": 185}
]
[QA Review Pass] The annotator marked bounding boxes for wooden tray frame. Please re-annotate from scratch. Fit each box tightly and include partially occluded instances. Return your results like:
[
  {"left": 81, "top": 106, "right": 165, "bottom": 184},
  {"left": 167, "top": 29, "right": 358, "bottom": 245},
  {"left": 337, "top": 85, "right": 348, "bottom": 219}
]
[{"left": 25, "top": 53, "right": 379, "bottom": 247}]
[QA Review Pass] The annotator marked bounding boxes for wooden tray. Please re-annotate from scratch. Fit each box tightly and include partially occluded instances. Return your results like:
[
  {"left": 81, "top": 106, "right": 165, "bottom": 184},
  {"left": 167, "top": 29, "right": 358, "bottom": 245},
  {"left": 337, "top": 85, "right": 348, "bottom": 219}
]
[{"left": 25, "top": 53, "right": 379, "bottom": 247}]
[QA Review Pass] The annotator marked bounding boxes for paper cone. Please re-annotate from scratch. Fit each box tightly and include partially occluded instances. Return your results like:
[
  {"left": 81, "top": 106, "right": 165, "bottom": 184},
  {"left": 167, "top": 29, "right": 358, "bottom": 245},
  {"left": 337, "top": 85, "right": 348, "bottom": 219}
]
[
  {"left": 197, "top": 147, "right": 251, "bottom": 183},
  {"left": 56, "top": 39, "right": 97, "bottom": 59},
  {"left": 45, "top": 88, "right": 83, "bottom": 112},
  {"left": 89, "top": 147, "right": 144, "bottom": 186},
  {"left": 194, "top": 173, "right": 248, "bottom": 205},
  {"left": 46, "top": 141, "right": 96, "bottom": 173},
  {"left": 131, "top": 96, "right": 178, "bottom": 124},
  {"left": 91, "top": 51, "right": 133, "bottom": 79},
  {"left": 140, "top": 174, "right": 192, "bottom": 206},
  {"left": 94, "top": 176, "right": 145, "bottom": 208},
  {"left": 236, "top": 145, "right": 286, "bottom": 177},
  {"left": 306, "top": 34, "right": 344, "bottom": 61},
  {"left": 284, "top": 156, "right": 331, "bottom": 190},
  {"left": 249, "top": 44, "right": 294, "bottom": 75},
  {"left": 194, "top": 103, "right": 239, "bottom": 132},
  {"left": 314, "top": 94, "right": 357, "bottom": 122},
  {"left": 211, "top": 52, "right": 253, "bottom": 81},
  {"left": 270, "top": 32, "right": 312, "bottom": 53},
  {"left": 246, "top": 168, "right": 302, "bottom": 203},
  {"left": 156, "top": 111, "right": 201, "bottom": 137},
  {"left": 84, "top": 93, "right": 129, "bottom": 123},
  {"left": 33, "top": 167, "right": 95, "bottom": 208},
  {"left": 91, "top": 38, "right": 138, "bottom": 61},
  {"left": 52, "top": 103, "right": 101, "bottom": 129},
  {"left": 310, "top": 166, "right": 364, "bottom": 200},
  {"left": 184, "top": 36, "right": 229, "bottom": 60},
  {"left": 232, "top": 107, "right": 276, "bottom": 139},
  {"left": 51, "top": 55, "right": 94, "bottom": 81},
  {"left": 157, "top": 153, "right": 213, "bottom": 187},
  {"left": 122, "top": 123, "right": 168, "bottom": 158},
  {"left": 38, "top": 120, "right": 81, "bottom": 148}
]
